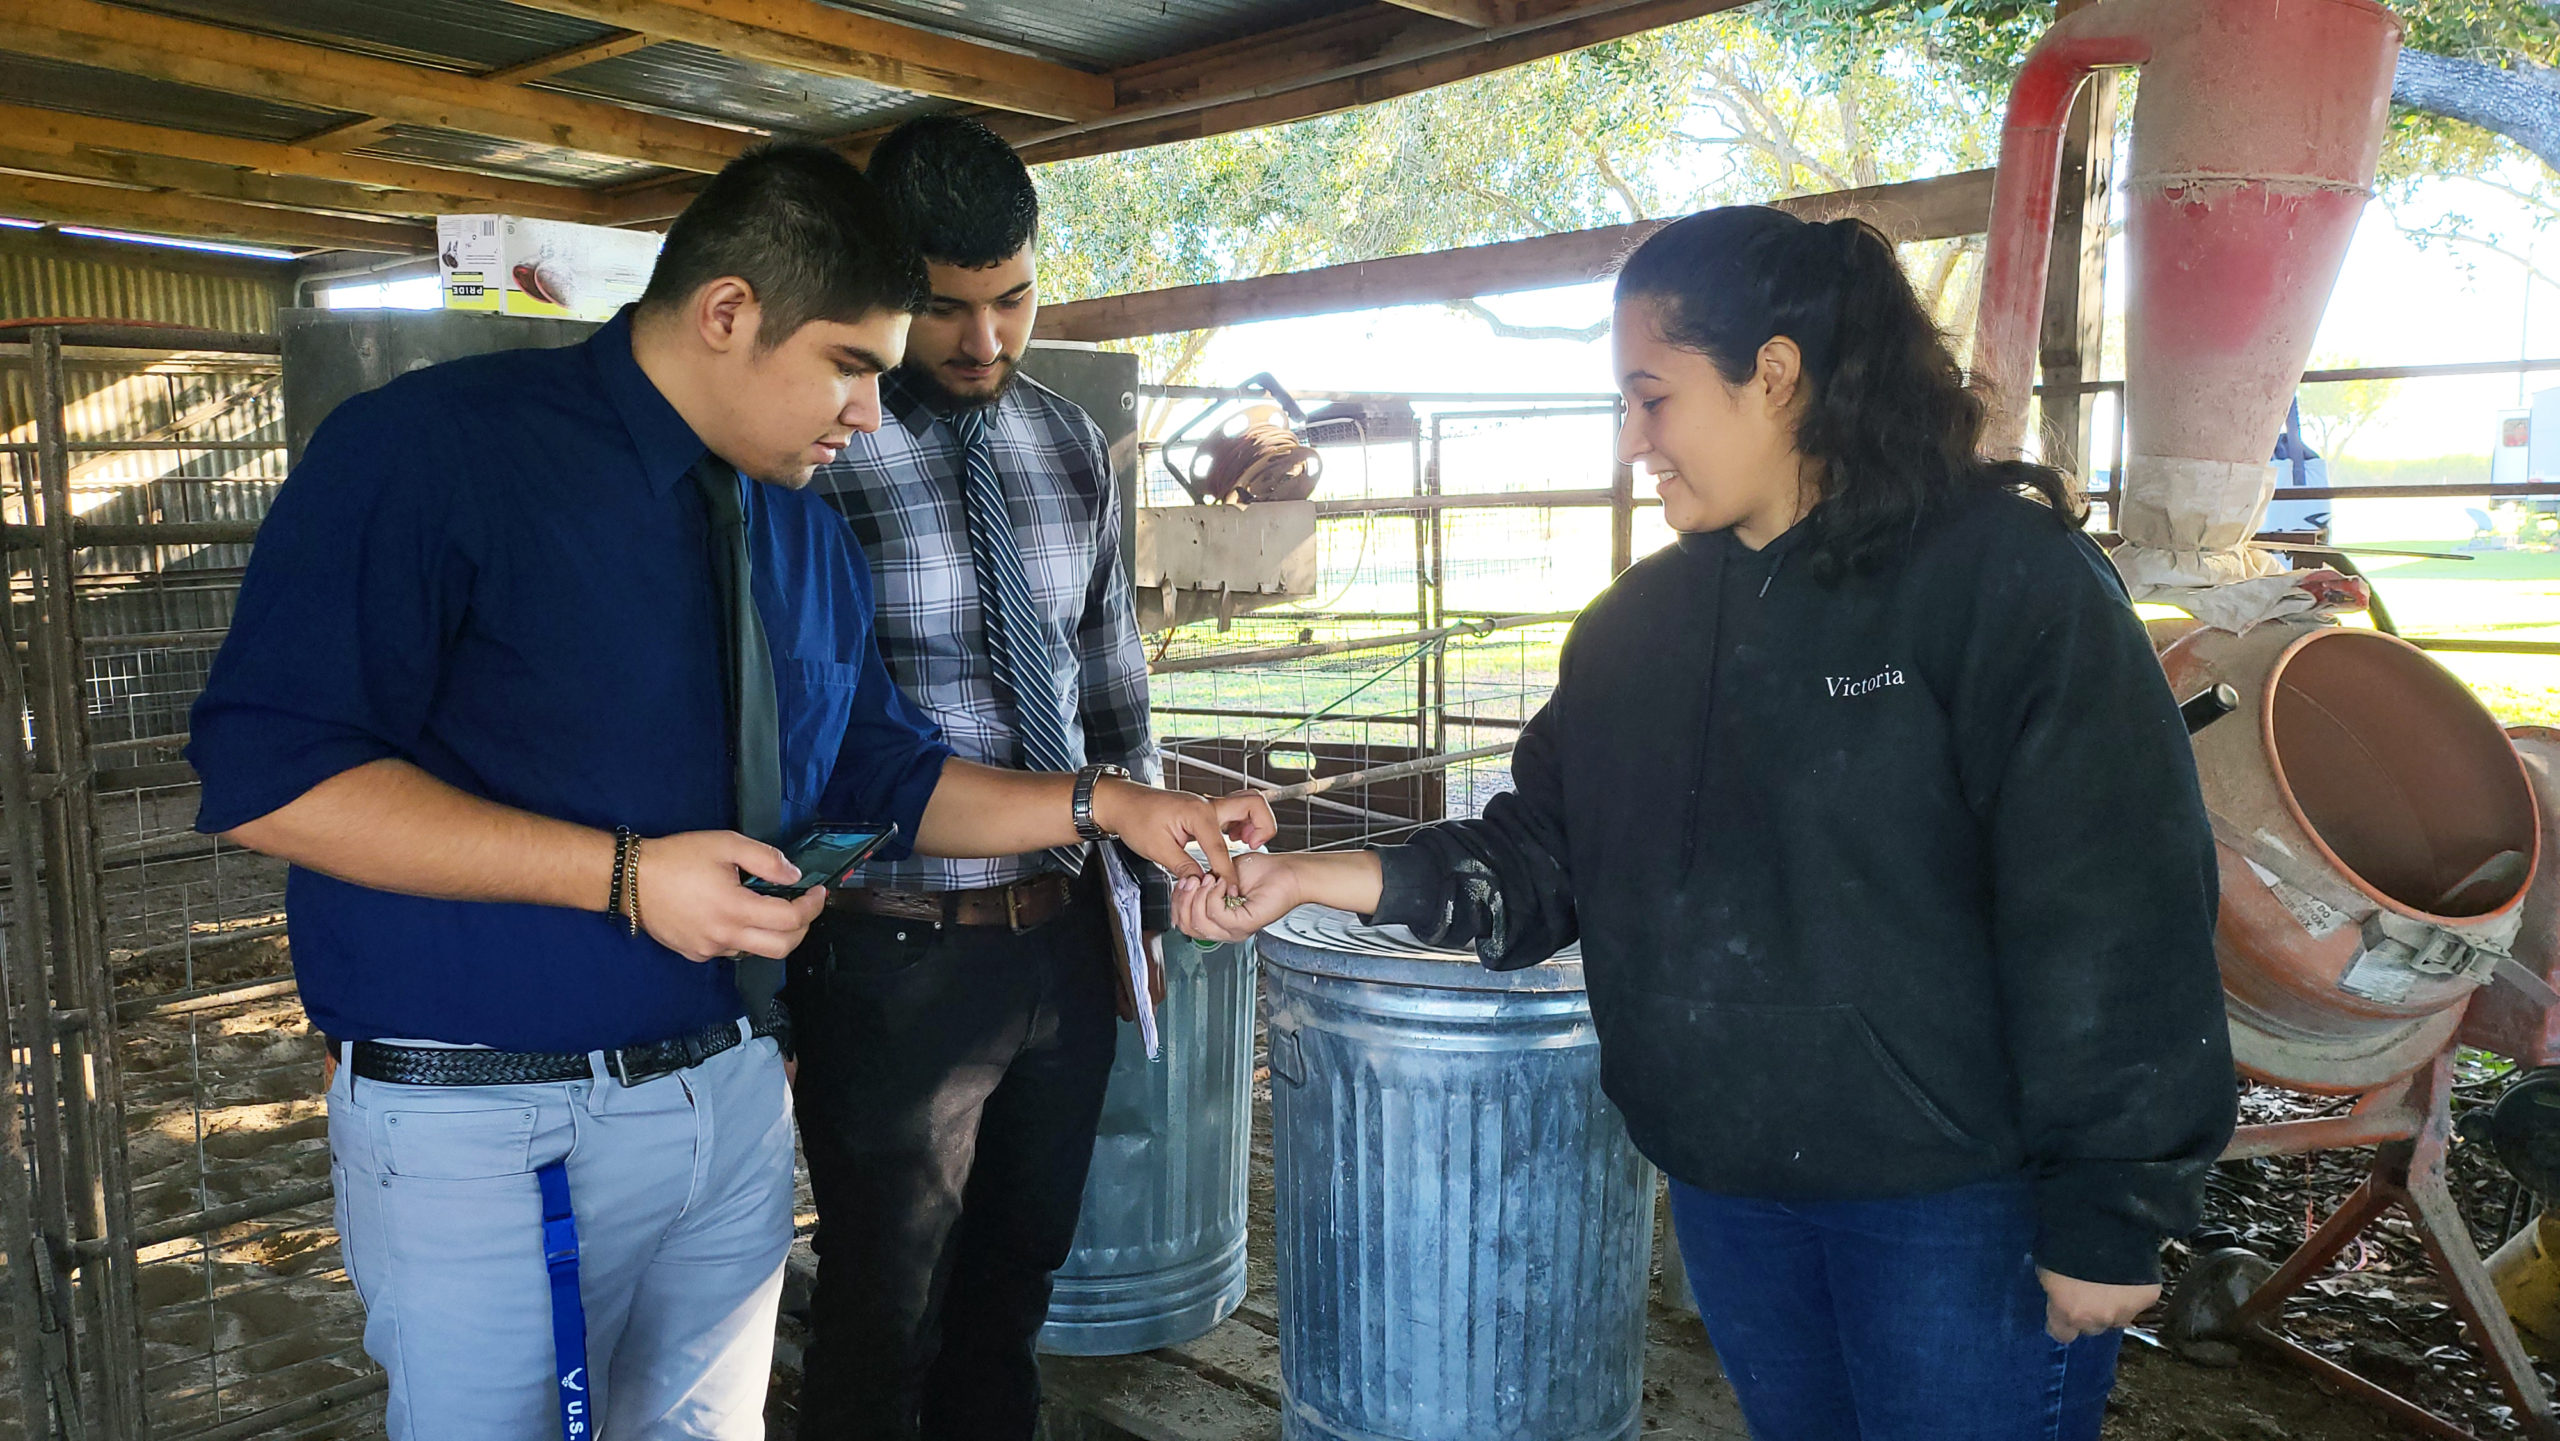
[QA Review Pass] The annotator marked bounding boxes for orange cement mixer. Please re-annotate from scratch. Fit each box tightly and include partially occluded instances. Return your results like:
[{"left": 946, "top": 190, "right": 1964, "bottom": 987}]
[
  {"left": 1973, "top": 0, "right": 2560, "bottom": 1434},
  {"left": 2161, "top": 622, "right": 2539, "bottom": 1094}
]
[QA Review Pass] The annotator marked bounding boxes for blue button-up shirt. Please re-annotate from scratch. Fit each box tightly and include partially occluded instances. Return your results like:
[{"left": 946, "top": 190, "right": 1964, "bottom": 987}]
[{"left": 188, "top": 309, "right": 951, "bottom": 1052}]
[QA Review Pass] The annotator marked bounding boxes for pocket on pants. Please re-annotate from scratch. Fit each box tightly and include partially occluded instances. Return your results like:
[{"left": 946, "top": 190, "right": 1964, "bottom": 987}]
[
  {"left": 378, "top": 1105, "right": 539, "bottom": 1181},
  {"left": 824, "top": 917, "right": 938, "bottom": 983}
]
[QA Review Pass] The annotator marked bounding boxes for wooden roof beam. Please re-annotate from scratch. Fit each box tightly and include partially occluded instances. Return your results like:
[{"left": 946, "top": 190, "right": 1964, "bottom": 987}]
[
  {"left": 0, "top": 105, "right": 616, "bottom": 223},
  {"left": 1379, "top": 0, "right": 1507, "bottom": 25},
  {"left": 0, "top": 140, "right": 457, "bottom": 224},
  {"left": 1038, "top": 0, "right": 1751, "bottom": 165},
  {"left": 1032, "top": 169, "right": 1997, "bottom": 342},
  {"left": 1102, "top": 0, "right": 1693, "bottom": 120},
  {"left": 502, "top": 0, "right": 1114, "bottom": 121},
  {"left": 607, "top": 0, "right": 1749, "bottom": 224},
  {"left": 483, "top": 29, "right": 658, "bottom": 85},
  {"left": 0, "top": 173, "right": 434, "bottom": 254},
  {"left": 300, "top": 118, "right": 403, "bottom": 154},
  {"left": 4, "top": 0, "right": 749, "bottom": 174},
  {"left": 296, "top": 32, "right": 657, "bottom": 158}
]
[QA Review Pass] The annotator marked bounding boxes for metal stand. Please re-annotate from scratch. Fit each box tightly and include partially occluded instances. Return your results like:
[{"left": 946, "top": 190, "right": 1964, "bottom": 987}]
[{"left": 2175, "top": 1053, "right": 2558, "bottom": 1441}]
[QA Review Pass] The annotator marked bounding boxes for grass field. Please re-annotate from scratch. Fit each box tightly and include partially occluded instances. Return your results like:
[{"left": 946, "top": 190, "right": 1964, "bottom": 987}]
[
  {"left": 1152, "top": 542, "right": 2560, "bottom": 760},
  {"left": 2353, "top": 545, "right": 2560, "bottom": 728}
]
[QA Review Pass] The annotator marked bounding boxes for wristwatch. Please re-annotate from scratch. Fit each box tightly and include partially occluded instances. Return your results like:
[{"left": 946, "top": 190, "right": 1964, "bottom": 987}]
[{"left": 1072, "top": 763, "right": 1130, "bottom": 842}]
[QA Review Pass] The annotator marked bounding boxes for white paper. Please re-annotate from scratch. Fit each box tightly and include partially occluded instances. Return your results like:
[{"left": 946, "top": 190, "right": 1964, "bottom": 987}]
[{"left": 1099, "top": 843, "right": 1158, "bottom": 1059}]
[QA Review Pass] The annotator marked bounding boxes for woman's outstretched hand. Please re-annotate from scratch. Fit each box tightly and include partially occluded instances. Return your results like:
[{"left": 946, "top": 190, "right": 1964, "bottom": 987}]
[
  {"left": 1174, "top": 851, "right": 1303, "bottom": 943},
  {"left": 1171, "top": 849, "right": 1387, "bottom": 944}
]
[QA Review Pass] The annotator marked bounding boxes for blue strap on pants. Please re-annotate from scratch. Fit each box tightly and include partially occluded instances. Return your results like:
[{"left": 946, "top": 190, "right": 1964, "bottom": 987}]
[{"left": 536, "top": 1159, "right": 593, "bottom": 1441}]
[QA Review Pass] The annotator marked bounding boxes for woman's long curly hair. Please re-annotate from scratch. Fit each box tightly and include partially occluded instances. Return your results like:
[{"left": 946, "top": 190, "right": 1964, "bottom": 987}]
[{"left": 1614, "top": 205, "right": 2084, "bottom": 583}]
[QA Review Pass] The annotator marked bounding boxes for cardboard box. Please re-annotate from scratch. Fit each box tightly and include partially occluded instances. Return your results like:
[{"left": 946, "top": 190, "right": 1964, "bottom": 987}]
[{"left": 437, "top": 215, "right": 662, "bottom": 322}]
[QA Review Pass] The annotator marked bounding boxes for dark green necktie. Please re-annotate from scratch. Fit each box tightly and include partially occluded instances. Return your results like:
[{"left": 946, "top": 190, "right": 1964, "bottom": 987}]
[{"left": 693, "top": 456, "right": 786, "bottom": 1020}]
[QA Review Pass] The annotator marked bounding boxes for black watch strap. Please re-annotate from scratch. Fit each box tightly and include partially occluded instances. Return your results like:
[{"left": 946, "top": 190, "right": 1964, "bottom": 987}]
[{"left": 1073, "top": 763, "right": 1128, "bottom": 842}]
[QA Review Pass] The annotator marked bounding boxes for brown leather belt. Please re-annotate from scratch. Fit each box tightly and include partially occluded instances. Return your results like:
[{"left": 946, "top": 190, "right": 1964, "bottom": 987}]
[{"left": 829, "top": 873, "right": 1075, "bottom": 931}]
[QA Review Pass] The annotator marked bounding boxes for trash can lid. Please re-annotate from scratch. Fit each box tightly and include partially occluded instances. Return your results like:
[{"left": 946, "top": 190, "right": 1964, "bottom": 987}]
[{"left": 1257, "top": 906, "right": 1586, "bottom": 992}]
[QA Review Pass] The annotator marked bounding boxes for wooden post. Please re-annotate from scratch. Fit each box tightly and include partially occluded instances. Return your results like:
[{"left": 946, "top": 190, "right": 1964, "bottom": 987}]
[
  {"left": 2035, "top": 1, "right": 2118, "bottom": 489},
  {"left": 1413, "top": 432, "right": 1443, "bottom": 776},
  {"left": 1610, "top": 400, "right": 1635, "bottom": 576}
]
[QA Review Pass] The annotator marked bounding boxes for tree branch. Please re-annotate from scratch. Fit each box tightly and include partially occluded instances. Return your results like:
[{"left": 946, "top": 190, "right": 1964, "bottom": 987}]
[
  {"left": 1692, "top": 61, "right": 1853, "bottom": 193},
  {"left": 2395, "top": 215, "right": 2560, "bottom": 293},
  {"left": 2461, "top": 170, "right": 2560, "bottom": 223},
  {"left": 1587, "top": 139, "right": 1650, "bottom": 222},
  {"left": 2394, "top": 48, "right": 2560, "bottom": 175},
  {"left": 1450, "top": 299, "right": 1612, "bottom": 343}
]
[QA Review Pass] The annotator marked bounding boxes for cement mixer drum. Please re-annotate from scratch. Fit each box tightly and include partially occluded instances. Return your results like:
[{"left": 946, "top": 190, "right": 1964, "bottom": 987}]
[{"left": 2161, "top": 619, "right": 2539, "bottom": 1093}]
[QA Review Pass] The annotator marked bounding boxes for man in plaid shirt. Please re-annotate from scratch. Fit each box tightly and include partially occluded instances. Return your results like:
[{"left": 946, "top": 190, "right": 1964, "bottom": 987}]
[{"left": 790, "top": 114, "right": 1175, "bottom": 1440}]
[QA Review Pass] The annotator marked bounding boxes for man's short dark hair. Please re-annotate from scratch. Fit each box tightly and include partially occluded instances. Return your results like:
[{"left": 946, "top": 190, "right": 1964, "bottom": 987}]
[
  {"left": 865, "top": 115, "right": 1038, "bottom": 268},
  {"left": 638, "top": 142, "right": 928, "bottom": 345}
]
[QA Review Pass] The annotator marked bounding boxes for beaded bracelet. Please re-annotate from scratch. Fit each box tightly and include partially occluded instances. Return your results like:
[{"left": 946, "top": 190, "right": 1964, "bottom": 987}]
[{"left": 608, "top": 825, "right": 635, "bottom": 919}]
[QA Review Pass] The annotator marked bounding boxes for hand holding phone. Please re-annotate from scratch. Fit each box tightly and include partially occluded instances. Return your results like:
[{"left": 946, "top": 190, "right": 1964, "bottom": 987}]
[{"left": 745, "top": 823, "right": 898, "bottom": 900}]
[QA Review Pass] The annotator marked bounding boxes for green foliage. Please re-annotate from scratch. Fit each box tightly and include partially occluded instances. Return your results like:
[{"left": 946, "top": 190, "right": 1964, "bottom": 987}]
[
  {"left": 1036, "top": 35, "right": 1701, "bottom": 308},
  {"left": 2392, "top": 0, "right": 2560, "bottom": 66},
  {"left": 1771, "top": 0, "right": 2560, "bottom": 167},
  {"left": 1031, "top": 0, "right": 2552, "bottom": 398},
  {"left": 1750, "top": 0, "right": 2052, "bottom": 97},
  {"left": 1034, "top": 10, "right": 2009, "bottom": 390}
]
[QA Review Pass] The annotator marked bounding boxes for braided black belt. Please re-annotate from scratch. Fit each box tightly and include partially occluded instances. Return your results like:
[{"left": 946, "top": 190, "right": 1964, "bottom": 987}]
[{"left": 349, "top": 1006, "right": 785, "bottom": 1089}]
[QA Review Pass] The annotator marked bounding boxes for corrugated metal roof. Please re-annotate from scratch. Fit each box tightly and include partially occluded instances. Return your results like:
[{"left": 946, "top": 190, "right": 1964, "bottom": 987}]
[
  {"left": 10, "top": 0, "right": 1392, "bottom": 225},
  {"left": 818, "top": 0, "right": 1363, "bottom": 71},
  {"left": 0, "top": 231, "right": 292, "bottom": 337},
  {"left": 536, "top": 40, "right": 934, "bottom": 136},
  {"left": 347, "top": 126, "right": 671, "bottom": 185},
  {"left": 0, "top": 51, "right": 353, "bottom": 143},
  {"left": 119, "top": 0, "right": 605, "bottom": 73}
]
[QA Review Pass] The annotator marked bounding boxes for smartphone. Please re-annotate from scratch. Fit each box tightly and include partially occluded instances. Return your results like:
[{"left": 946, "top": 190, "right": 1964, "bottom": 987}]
[{"left": 745, "top": 823, "right": 899, "bottom": 899}]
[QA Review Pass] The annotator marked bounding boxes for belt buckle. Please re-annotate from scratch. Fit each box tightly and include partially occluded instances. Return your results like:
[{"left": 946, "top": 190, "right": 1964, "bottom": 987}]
[
  {"left": 1006, "top": 881, "right": 1028, "bottom": 934},
  {"left": 608, "top": 1047, "right": 676, "bottom": 1088}
]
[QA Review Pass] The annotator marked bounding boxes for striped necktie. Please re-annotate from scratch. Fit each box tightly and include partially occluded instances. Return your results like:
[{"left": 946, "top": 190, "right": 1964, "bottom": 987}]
[{"left": 953, "top": 405, "right": 1085, "bottom": 873}]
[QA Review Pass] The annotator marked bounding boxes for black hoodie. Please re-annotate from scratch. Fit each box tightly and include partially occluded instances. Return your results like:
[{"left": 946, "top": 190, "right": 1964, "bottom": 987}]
[{"left": 1370, "top": 487, "right": 2235, "bottom": 1286}]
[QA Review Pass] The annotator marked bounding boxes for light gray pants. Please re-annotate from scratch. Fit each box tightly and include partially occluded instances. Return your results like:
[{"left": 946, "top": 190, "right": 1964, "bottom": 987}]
[{"left": 327, "top": 1024, "right": 794, "bottom": 1440}]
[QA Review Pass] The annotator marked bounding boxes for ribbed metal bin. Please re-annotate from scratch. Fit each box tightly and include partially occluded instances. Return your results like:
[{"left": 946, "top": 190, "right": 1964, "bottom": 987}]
[
  {"left": 1039, "top": 937, "right": 1257, "bottom": 1356},
  {"left": 1259, "top": 908, "right": 1655, "bottom": 1441}
]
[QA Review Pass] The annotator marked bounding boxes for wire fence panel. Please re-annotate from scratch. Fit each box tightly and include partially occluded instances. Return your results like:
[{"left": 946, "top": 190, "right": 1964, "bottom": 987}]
[
  {"left": 1139, "top": 399, "right": 1628, "bottom": 858},
  {"left": 2, "top": 331, "right": 362, "bottom": 1441}
]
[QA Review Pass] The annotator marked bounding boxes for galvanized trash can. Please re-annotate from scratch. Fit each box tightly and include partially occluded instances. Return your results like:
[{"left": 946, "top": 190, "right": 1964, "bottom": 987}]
[
  {"left": 1259, "top": 908, "right": 1655, "bottom": 1441},
  {"left": 1040, "top": 937, "right": 1257, "bottom": 1355}
]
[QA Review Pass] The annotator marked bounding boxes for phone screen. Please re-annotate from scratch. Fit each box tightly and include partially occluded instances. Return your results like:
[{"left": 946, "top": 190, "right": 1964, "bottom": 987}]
[{"left": 745, "top": 823, "right": 897, "bottom": 898}]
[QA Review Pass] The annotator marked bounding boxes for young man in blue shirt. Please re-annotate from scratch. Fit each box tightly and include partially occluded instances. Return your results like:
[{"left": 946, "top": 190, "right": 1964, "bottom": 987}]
[{"left": 188, "top": 144, "right": 1269, "bottom": 1441}]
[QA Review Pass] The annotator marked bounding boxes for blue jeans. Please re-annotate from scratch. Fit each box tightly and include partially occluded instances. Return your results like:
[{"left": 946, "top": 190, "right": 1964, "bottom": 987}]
[{"left": 1669, "top": 1177, "right": 2121, "bottom": 1441}]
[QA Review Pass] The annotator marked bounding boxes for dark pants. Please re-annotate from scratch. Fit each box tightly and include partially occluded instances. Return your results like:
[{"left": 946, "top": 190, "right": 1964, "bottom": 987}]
[
  {"left": 786, "top": 885, "right": 1119, "bottom": 1441},
  {"left": 1669, "top": 1177, "right": 2123, "bottom": 1441}
]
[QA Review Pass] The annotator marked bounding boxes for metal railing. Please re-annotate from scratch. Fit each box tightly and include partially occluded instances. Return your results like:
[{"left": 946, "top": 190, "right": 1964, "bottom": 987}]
[{"left": 1, "top": 320, "right": 319, "bottom": 1441}]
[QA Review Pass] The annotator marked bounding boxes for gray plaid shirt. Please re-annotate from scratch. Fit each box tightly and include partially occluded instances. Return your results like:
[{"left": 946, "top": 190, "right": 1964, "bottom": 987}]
[{"left": 812, "top": 368, "right": 1169, "bottom": 927}]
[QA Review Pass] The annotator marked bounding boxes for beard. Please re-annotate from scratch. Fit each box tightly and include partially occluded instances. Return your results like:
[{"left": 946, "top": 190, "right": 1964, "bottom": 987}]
[{"left": 901, "top": 352, "right": 1019, "bottom": 411}]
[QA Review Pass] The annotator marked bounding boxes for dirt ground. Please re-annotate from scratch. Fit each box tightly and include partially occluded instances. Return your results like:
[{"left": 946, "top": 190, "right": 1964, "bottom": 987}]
[
  {"left": 21, "top": 929, "right": 2550, "bottom": 1440},
  {"left": 116, "top": 934, "right": 380, "bottom": 1441}
]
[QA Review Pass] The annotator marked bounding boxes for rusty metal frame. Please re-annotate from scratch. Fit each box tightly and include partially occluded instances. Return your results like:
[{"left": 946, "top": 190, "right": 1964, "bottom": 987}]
[
  {"left": 4, "top": 323, "right": 153, "bottom": 1440},
  {"left": 2222, "top": 1054, "right": 2560, "bottom": 1441}
]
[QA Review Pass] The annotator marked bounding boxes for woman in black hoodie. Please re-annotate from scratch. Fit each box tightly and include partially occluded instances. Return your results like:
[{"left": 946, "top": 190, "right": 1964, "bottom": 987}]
[{"left": 1174, "top": 205, "right": 2236, "bottom": 1441}]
